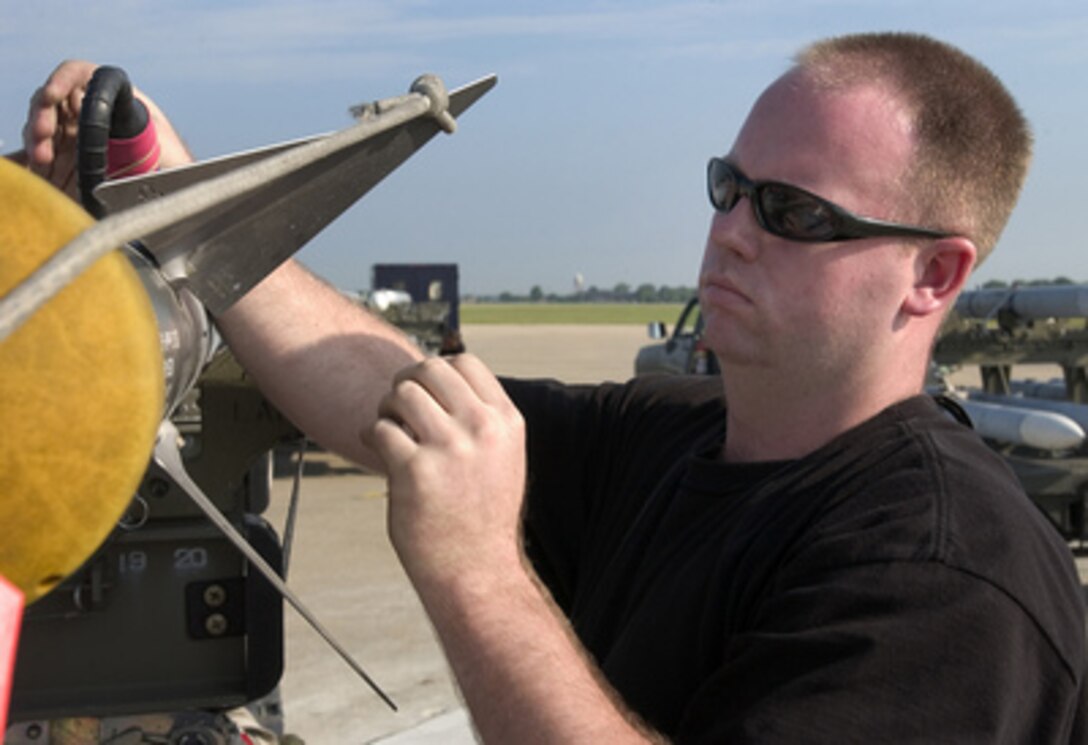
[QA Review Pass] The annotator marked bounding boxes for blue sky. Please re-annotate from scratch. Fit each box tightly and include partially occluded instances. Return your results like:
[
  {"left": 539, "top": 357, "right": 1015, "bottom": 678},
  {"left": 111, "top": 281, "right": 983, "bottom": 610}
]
[{"left": 1, "top": 1, "right": 1085, "bottom": 295}]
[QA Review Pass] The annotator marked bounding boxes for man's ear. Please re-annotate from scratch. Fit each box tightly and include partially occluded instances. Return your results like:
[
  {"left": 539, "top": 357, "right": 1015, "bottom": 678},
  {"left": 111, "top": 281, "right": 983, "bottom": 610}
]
[{"left": 902, "top": 236, "right": 977, "bottom": 317}]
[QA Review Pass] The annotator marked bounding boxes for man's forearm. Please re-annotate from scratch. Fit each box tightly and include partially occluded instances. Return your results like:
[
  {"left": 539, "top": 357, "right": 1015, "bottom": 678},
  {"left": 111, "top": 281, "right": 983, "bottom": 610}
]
[
  {"left": 418, "top": 565, "right": 666, "bottom": 744},
  {"left": 216, "top": 259, "right": 423, "bottom": 470},
  {"left": 369, "top": 336, "right": 660, "bottom": 742}
]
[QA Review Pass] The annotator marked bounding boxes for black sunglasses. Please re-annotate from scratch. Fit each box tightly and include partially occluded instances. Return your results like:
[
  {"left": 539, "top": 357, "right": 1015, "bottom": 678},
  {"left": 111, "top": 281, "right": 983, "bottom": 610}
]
[{"left": 707, "top": 157, "right": 953, "bottom": 243}]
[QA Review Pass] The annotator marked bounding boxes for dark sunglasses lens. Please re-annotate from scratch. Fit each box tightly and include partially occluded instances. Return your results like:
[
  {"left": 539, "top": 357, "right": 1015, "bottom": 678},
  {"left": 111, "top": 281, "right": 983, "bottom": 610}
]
[
  {"left": 708, "top": 160, "right": 738, "bottom": 211},
  {"left": 759, "top": 183, "right": 836, "bottom": 240}
]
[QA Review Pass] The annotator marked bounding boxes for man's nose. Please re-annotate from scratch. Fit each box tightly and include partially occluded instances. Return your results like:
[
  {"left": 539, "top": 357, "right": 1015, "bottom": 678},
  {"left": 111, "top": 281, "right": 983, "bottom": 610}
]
[{"left": 707, "top": 200, "right": 760, "bottom": 262}]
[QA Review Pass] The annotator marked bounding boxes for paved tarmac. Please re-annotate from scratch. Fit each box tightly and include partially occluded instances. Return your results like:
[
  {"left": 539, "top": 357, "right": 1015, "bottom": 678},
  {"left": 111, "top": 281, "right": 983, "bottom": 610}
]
[{"left": 262, "top": 324, "right": 1086, "bottom": 743}]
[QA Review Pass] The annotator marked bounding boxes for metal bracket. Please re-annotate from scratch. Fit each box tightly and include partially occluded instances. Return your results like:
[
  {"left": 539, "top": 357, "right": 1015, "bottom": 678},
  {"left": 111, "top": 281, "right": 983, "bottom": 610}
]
[{"left": 152, "top": 420, "right": 397, "bottom": 711}]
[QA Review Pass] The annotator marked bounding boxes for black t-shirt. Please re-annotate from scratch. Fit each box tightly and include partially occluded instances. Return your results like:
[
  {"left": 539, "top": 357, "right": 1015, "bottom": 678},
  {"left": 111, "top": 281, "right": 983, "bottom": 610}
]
[{"left": 504, "top": 374, "right": 1087, "bottom": 743}]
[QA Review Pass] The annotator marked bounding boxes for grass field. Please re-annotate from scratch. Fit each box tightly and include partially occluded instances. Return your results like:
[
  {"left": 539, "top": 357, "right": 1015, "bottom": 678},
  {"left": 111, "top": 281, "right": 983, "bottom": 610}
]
[{"left": 460, "top": 302, "right": 686, "bottom": 325}]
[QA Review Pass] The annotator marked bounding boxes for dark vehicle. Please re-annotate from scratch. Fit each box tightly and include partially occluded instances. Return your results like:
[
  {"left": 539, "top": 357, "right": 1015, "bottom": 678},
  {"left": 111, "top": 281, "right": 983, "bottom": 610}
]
[
  {"left": 634, "top": 297, "right": 718, "bottom": 376},
  {"left": 371, "top": 263, "right": 464, "bottom": 355}
]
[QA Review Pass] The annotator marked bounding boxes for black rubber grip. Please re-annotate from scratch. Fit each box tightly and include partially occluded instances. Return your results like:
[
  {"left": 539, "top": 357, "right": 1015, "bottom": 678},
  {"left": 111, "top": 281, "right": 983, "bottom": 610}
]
[{"left": 77, "top": 65, "right": 149, "bottom": 217}]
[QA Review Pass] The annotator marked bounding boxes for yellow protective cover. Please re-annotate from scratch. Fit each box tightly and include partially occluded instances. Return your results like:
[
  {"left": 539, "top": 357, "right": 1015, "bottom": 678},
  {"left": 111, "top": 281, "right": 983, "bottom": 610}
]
[{"left": 0, "top": 159, "right": 163, "bottom": 603}]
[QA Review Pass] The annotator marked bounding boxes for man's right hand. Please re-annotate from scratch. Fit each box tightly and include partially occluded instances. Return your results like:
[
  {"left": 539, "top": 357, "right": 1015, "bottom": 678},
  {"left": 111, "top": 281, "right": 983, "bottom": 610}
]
[
  {"left": 20, "top": 60, "right": 98, "bottom": 197},
  {"left": 16, "top": 59, "right": 192, "bottom": 199}
]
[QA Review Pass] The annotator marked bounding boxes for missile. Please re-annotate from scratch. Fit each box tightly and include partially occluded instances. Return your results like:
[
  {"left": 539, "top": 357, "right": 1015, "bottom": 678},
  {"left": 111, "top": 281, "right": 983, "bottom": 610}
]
[
  {"left": 967, "top": 391, "right": 1088, "bottom": 436},
  {"left": 955, "top": 285, "right": 1088, "bottom": 320},
  {"left": 2, "top": 73, "right": 497, "bottom": 707},
  {"left": 957, "top": 398, "right": 1085, "bottom": 451},
  {"left": 1009, "top": 379, "right": 1071, "bottom": 402}
]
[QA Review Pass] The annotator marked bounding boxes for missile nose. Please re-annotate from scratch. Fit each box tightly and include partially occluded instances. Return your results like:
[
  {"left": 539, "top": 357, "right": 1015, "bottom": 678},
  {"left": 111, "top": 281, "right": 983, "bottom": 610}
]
[
  {"left": 1018, "top": 410, "right": 1085, "bottom": 451},
  {"left": 959, "top": 399, "right": 1086, "bottom": 451}
]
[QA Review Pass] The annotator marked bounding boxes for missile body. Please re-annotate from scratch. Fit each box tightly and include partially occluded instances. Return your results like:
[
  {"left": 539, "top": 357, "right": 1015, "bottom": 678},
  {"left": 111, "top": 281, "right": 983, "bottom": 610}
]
[
  {"left": 958, "top": 398, "right": 1086, "bottom": 451},
  {"left": 1009, "top": 380, "right": 1071, "bottom": 401},
  {"left": 128, "top": 248, "right": 218, "bottom": 416},
  {"left": 955, "top": 285, "right": 1088, "bottom": 320},
  {"left": 967, "top": 391, "right": 1088, "bottom": 437}
]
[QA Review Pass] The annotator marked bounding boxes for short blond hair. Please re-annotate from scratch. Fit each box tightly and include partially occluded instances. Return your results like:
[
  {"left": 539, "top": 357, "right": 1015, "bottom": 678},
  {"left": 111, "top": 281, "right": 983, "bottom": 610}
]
[{"left": 796, "top": 32, "right": 1032, "bottom": 264}]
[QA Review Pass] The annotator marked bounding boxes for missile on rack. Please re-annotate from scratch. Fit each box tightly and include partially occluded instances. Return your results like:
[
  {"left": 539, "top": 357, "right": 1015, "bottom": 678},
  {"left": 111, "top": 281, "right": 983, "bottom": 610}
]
[
  {"left": 1009, "top": 379, "right": 1073, "bottom": 402},
  {"left": 955, "top": 285, "right": 1088, "bottom": 320},
  {"left": 957, "top": 398, "right": 1085, "bottom": 451},
  {"left": 966, "top": 391, "right": 1088, "bottom": 437}
]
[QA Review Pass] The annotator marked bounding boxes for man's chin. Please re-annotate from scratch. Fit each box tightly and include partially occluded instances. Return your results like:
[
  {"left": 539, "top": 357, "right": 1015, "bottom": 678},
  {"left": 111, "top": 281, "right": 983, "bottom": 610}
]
[{"left": 707, "top": 341, "right": 770, "bottom": 371}]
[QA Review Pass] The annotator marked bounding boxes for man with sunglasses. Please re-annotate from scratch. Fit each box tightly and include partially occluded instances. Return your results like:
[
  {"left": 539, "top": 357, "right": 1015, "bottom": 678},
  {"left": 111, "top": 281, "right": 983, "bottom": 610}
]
[{"left": 21, "top": 32, "right": 1086, "bottom": 744}]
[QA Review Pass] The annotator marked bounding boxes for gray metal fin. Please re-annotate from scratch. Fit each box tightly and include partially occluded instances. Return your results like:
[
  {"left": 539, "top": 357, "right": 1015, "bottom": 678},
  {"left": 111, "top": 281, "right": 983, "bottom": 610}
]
[{"left": 95, "top": 74, "right": 497, "bottom": 315}]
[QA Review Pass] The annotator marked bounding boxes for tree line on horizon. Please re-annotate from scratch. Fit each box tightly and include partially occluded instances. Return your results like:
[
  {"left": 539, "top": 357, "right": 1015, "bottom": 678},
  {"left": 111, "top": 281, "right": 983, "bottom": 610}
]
[
  {"left": 979, "top": 277, "right": 1083, "bottom": 289},
  {"left": 476, "top": 282, "right": 697, "bottom": 304},
  {"left": 468, "top": 277, "right": 1085, "bottom": 304}
]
